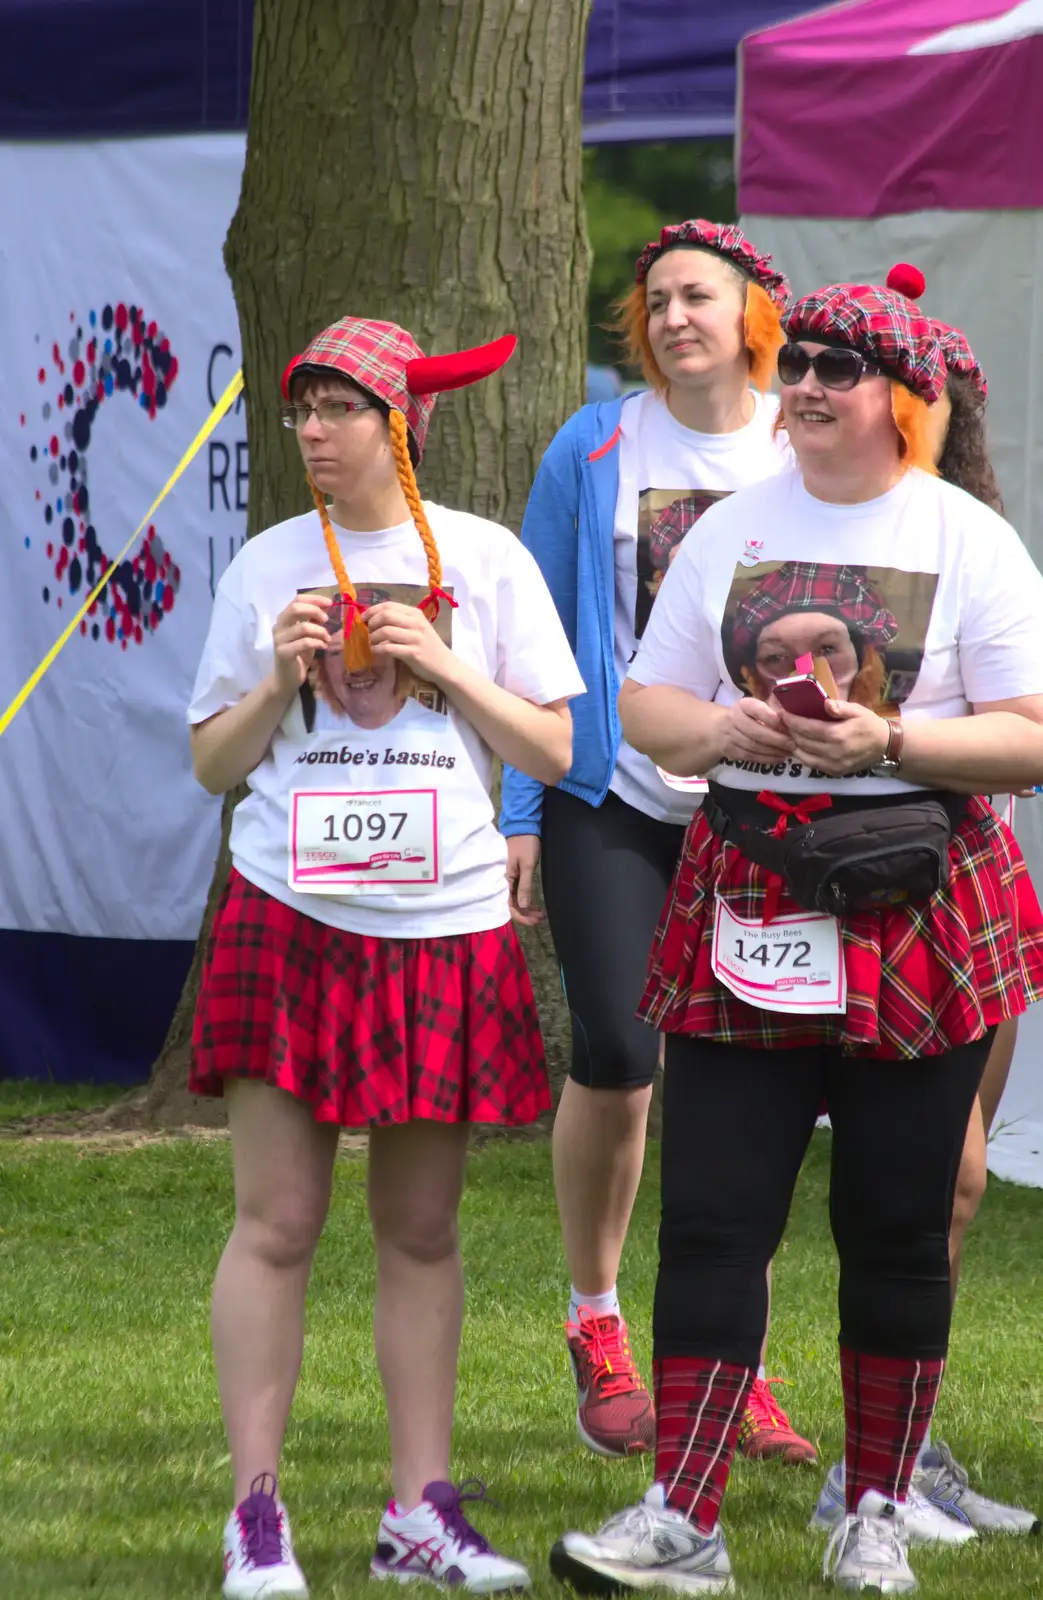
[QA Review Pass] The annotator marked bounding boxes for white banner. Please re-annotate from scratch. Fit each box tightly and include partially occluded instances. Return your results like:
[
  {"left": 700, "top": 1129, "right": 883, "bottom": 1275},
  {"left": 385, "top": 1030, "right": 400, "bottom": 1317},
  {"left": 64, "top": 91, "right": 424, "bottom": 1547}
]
[{"left": 0, "top": 134, "right": 249, "bottom": 939}]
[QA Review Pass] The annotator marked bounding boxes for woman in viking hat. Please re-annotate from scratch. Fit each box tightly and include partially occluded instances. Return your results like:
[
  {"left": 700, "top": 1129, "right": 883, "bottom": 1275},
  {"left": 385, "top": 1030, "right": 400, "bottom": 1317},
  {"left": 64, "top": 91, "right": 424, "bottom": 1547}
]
[
  {"left": 500, "top": 219, "right": 816, "bottom": 1467},
  {"left": 550, "top": 279, "right": 1043, "bottom": 1594},
  {"left": 188, "top": 317, "right": 584, "bottom": 1598}
]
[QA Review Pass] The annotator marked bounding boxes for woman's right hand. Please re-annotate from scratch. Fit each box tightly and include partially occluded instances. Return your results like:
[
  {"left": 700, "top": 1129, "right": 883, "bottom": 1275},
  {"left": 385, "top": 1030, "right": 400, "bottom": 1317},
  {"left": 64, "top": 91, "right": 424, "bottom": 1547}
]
[
  {"left": 506, "top": 834, "right": 544, "bottom": 927},
  {"left": 272, "top": 594, "right": 333, "bottom": 695},
  {"left": 718, "top": 697, "right": 796, "bottom": 765}
]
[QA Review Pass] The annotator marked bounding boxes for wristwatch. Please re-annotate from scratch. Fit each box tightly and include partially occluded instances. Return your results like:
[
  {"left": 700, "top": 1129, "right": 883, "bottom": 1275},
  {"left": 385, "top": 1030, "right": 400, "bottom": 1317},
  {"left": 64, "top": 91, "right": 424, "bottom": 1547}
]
[{"left": 872, "top": 718, "right": 905, "bottom": 778}]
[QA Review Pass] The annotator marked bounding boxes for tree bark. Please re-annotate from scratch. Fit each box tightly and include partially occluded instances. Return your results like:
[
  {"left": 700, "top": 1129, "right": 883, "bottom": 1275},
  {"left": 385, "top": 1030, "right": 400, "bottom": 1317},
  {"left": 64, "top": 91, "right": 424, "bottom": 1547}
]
[{"left": 136, "top": 0, "right": 591, "bottom": 1126}]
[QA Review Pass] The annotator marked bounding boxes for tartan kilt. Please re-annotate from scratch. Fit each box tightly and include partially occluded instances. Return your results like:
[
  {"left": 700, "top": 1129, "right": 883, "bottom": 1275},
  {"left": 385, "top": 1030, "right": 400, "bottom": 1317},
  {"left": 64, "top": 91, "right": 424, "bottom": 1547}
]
[
  {"left": 639, "top": 795, "right": 1043, "bottom": 1060},
  {"left": 190, "top": 869, "right": 550, "bottom": 1127}
]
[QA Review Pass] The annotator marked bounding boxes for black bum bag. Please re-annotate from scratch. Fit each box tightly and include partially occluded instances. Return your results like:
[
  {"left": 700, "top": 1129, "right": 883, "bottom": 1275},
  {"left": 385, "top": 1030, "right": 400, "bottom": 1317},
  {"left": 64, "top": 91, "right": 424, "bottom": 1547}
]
[{"left": 703, "top": 782, "right": 969, "bottom": 917}]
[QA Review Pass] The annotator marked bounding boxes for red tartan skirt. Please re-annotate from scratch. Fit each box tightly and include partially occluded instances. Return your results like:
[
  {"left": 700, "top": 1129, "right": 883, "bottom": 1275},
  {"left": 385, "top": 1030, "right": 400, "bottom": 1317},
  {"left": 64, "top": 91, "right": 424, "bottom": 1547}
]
[
  {"left": 640, "top": 796, "right": 1043, "bottom": 1060},
  {"left": 190, "top": 869, "right": 550, "bottom": 1127}
]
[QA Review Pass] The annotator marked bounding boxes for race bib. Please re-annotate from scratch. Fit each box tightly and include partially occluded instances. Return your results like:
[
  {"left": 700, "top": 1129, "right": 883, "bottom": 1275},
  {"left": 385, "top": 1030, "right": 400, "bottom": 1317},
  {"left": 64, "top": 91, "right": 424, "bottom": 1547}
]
[
  {"left": 711, "top": 896, "right": 847, "bottom": 1015},
  {"left": 289, "top": 788, "right": 440, "bottom": 894}
]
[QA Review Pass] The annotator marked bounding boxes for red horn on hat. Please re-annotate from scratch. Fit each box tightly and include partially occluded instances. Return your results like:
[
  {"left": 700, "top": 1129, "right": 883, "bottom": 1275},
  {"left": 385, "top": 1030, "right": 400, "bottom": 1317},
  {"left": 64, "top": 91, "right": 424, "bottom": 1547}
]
[
  {"left": 406, "top": 333, "right": 517, "bottom": 396},
  {"left": 280, "top": 354, "right": 302, "bottom": 399},
  {"left": 886, "top": 262, "right": 926, "bottom": 301}
]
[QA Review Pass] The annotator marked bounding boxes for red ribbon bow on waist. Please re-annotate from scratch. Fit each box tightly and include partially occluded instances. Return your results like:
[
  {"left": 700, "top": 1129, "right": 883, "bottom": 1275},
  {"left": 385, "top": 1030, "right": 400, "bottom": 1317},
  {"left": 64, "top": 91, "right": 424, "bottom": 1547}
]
[{"left": 753, "top": 791, "right": 834, "bottom": 925}]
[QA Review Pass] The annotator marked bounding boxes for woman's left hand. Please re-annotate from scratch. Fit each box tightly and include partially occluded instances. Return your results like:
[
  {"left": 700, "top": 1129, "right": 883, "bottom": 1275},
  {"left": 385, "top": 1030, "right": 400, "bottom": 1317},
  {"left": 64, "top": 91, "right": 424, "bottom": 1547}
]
[
  {"left": 365, "top": 602, "right": 455, "bottom": 681},
  {"left": 776, "top": 699, "right": 892, "bottom": 777}
]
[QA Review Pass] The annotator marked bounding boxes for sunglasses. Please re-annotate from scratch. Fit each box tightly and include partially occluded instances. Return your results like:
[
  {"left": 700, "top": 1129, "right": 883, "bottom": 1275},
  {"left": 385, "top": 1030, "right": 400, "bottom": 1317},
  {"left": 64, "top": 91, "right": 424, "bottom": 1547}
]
[
  {"left": 777, "top": 343, "right": 883, "bottom": 392},
  {"left": 280, "top": 398, "right": 377, "bottom": 429}
]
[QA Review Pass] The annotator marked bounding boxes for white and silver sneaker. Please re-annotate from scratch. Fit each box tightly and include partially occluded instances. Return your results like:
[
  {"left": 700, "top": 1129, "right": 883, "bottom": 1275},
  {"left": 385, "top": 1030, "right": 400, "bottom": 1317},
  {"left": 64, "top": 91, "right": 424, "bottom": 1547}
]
[
  {"left": 913, "top": 1442, "right": 1041, "bottom": 1536},
  {"left": 823, "top": 1490, "right": 917, "bottom": 1594},
  {"left": 549, "top": 1483, "right": 735, "bottom": 1594},
  {"left": 222, "top": 1473, "right": 309, "bottom": 1599},
  {"left": 810, "top": 1461, "right": 976, "bottom": 1546},
  {"left": 370, "top": 1479, "right": 530, "bottom": 1592}
]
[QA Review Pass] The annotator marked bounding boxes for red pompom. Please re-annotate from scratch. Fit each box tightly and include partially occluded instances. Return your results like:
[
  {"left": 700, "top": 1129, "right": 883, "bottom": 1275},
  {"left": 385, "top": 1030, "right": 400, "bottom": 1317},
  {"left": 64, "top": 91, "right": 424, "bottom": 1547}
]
[
  {"left": 406, "top": 333, "right": 517, "bottom": 396},
  {"left": 886, "top": 262, "right": 926, "bottom": 300}
]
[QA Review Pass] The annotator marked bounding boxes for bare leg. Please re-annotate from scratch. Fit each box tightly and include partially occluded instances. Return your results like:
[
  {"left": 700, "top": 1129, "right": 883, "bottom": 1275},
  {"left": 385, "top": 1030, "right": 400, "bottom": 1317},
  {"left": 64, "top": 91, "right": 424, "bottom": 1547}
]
[
  {"left": 949, "top": 1096, "right": 987, "bottom": 1297},
  {"left": 978, "top": 1017, "right": 1018, "bottom": 1135},
  {"left": 368, "top": 1120, "right": 471, "bottom": 1510},
  {"left": 552, "top": 1077, "right": 653, "bottom": 1297},
  {"left": 212, "top": 1081, "right": 340, "bottom": 1505}
]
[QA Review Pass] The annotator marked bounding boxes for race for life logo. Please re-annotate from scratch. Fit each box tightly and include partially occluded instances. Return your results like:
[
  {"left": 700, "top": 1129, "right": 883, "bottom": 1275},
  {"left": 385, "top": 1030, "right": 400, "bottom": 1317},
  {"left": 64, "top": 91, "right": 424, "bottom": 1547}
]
[{"left": 20, "top": 303, "right": 181, "bottom": 649}]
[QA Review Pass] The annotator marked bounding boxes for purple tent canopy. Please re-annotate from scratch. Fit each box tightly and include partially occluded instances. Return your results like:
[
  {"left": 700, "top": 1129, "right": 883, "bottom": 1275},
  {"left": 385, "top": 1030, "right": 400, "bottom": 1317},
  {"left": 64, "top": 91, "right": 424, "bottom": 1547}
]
[{"left": 0, "top": 0, "right": 818, "bottom": 142}]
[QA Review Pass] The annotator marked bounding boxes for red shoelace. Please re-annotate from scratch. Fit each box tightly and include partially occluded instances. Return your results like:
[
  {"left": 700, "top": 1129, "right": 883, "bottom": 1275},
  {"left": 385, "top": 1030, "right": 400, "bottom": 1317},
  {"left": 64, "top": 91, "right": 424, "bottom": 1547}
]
[{"left": 566, "top": 1307, "right": 643, "bottom": 1397}]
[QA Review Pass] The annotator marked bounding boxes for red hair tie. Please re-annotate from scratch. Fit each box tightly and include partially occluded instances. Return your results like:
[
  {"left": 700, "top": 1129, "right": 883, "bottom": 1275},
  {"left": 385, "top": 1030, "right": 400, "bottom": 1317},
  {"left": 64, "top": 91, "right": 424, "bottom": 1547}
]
[{"left": 420, "top": 585, "right": 459, "bottom": 622}]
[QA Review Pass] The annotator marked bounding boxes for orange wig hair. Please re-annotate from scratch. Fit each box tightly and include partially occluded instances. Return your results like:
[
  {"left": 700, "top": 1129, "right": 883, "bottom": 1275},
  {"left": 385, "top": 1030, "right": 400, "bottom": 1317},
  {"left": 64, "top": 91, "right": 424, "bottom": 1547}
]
[{"left": 890, "top": 381, "right": 937, "bottom": 475}]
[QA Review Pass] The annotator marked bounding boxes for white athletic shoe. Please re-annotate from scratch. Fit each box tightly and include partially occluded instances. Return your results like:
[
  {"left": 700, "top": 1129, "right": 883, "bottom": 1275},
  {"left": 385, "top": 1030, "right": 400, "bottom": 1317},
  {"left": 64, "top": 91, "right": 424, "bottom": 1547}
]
[
  {"left": 370, "top": 1479, "right": 530, "bottom": 1592},
  {"left": 823, "top": 1490, "right": 917, "bottom": 1594},
  {"left": 549, "top": 1483, "right": 735, "bottom": 1594},
  {"left": 222, "top": 1473, "right": 309, "bottom": 1599},
  {"left": 810, "top": 1460, "right": 976, "bottom": 1546},
  {"left": 913, "top": 1442, "right": 1041, "bottom": 1536}
]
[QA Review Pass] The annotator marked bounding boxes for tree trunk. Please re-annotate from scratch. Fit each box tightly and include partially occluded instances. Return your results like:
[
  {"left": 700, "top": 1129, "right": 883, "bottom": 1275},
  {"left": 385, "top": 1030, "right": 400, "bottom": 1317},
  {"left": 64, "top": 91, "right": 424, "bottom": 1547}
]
[{"left": 137, "top": 0, "right": 592, "bottom": 1125}]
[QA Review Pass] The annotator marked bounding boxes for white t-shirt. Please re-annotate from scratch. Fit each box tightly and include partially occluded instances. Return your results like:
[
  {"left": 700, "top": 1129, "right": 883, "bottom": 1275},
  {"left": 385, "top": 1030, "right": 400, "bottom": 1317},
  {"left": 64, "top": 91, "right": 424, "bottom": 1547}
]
[
  {"left": 628, "top": 465, "right": 1043, "bottom": 796},
  {"left": 610, "top": 388, "right": 789, "bottom": 822},
  {"left": 189, "top": 503, "right": 585, "bottom": 937}
]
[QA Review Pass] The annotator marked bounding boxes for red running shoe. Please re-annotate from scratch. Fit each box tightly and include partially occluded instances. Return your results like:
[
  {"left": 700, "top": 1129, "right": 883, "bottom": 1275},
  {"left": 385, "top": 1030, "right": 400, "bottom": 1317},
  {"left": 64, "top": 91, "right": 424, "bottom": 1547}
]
[
  {"left": 566, "top": 1307, "right": 655, "bottom": 1457},
  {"left": 738, "top": 1375, "right": 818, "bottom": 1465}
]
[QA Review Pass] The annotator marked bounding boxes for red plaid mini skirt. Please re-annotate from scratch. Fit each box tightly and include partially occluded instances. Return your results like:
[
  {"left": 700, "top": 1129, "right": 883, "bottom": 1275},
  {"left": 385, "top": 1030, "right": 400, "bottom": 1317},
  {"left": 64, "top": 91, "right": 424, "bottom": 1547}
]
[
  {"left": 640, "top": 796, "right": 1043, "bottom": 1060},
  {"left": 190, "top": 869, "right": 550, "bottom": 1126}
]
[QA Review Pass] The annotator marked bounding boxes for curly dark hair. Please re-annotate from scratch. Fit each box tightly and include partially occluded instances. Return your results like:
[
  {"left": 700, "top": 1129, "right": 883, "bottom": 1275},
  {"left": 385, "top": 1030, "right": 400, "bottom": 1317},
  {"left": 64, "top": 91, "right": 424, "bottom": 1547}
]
[{"left": 937, "top": 372, "right": 1004, "bottom": 513}]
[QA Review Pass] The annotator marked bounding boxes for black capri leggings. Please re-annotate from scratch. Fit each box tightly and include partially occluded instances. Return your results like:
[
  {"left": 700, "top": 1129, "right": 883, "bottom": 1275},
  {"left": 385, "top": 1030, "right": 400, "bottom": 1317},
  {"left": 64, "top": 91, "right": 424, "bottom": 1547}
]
[
  {"left": 541, "top": 787, "right": 686, "bottom": 1090},
  {"left": 656, "top": 1033, "right": 992, "bottom": 1367}
]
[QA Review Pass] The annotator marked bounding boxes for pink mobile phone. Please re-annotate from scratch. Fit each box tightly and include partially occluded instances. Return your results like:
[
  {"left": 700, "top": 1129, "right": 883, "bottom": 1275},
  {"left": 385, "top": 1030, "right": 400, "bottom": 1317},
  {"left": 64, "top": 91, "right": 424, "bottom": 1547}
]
[{"left": 772, "top": 652, "right": 835, "bottom": 721}]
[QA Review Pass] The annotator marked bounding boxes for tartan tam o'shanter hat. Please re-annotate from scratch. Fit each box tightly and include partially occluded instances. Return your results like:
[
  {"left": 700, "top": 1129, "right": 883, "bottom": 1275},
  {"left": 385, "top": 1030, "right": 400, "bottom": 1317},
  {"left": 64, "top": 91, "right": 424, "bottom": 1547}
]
[
  {"left": 634, "top": 220, "right": 790, "bottom": 310},
  {"left": 281, "top": 318, "right": 517, "bottom": 460},
  {"left": 730, "top": 562, "right": 900, "bottom": 662},
  {"left": 885, "top": 263, "right": 988, "bottom": 401},
  {"left": 784, "top": 282, "right": 946, "bottom": 402}
]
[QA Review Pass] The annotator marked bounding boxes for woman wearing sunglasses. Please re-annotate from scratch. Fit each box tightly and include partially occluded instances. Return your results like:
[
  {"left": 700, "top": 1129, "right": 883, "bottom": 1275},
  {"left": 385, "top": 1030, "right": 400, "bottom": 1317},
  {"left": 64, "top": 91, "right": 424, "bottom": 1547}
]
[
  {"left": 550, "top": 279, "right": 1043, "bottom": 1595},
  {"left": 188, "top": 317, "right": 584, "bottom": 1598},
  {"left": 500, "top": 220, "right": 816, "bottom": 1467},
  {"left": 799, "top": 268, "right": 1039, "bottom": 1544}
]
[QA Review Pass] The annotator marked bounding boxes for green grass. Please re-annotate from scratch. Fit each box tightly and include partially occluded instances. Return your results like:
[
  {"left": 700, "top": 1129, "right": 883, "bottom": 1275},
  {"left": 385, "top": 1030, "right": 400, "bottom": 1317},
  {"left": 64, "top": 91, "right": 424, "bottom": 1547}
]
[
  {"left": 0, "top": 1097, "right": 1041, "bottom": 1597},
  {"left": 0, "top": 1079, "right": 127, "bottom": 1121}
]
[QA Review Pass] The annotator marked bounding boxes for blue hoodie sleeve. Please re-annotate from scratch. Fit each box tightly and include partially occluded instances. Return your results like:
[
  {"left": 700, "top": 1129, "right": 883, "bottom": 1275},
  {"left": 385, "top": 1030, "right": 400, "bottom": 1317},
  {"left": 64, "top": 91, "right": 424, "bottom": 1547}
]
[{"left": 500, "top": 416, "right": 583, "bottom": 838}]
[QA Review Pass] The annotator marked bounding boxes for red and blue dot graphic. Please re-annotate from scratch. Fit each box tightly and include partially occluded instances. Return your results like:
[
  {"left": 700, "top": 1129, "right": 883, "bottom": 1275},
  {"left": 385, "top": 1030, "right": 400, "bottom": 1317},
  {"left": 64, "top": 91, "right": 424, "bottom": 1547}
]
[{"left": 22, "top": 304, "right": 181, "bottom": 649}]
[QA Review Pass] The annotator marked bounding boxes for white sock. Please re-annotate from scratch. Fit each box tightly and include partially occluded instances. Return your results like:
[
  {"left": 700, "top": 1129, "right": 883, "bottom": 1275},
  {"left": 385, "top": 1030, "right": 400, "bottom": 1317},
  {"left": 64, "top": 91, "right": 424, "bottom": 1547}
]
[
  {"left": 568, "top": 1284, "right": 620, "bottom": 1323},
  {"left": 757, "top": 1364, "right": 767, "bottom": 1381}
]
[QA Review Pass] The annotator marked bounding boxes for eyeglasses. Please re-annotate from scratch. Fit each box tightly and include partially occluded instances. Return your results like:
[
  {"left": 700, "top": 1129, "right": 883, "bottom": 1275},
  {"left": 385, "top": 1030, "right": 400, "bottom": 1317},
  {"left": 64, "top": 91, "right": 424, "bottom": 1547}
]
[
  {"left": 777, "top": 343, "right": 883, "bottom": 392},
  {"left": 279, "top": 398, "right": 377, "bottom": 429}
]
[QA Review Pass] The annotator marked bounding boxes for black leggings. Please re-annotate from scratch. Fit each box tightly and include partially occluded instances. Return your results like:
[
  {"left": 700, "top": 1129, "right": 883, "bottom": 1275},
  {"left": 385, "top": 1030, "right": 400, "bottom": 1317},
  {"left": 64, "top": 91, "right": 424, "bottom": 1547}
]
[
  {"left": 541, "top": 787, "right": 686, "bottom": 1090},
  {"left": 656, "top": 1033, "right": 992, "bottom": 1367}
]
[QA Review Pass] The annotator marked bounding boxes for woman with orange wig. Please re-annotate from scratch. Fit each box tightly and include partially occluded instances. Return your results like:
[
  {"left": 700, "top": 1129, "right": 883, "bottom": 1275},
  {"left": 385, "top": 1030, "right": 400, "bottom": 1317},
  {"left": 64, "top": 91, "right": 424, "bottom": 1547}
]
[
  {"left": 187, "top": 316, "right": 584, "bottom": 1597},
  {"left": 550, "top": 280, "right": 1043, "bottom": 1594},
  {"left": 500, "top": 220, "right": 816, "bottom": 1466}
]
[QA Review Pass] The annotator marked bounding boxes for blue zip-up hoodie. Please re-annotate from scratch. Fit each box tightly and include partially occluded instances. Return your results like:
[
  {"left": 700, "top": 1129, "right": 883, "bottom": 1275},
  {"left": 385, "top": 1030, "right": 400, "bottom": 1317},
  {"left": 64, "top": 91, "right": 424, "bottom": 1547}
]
[{"left": 500, "top": 394, "right": 639, "bottom": 837}]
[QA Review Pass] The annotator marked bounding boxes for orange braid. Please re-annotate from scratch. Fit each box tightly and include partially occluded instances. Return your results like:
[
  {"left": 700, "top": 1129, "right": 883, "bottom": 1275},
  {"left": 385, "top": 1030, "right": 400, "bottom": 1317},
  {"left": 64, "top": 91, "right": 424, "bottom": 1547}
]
[
  {"left": 388, "top": 408, "right": 454, "bottom": 619},
  {"left": 306, "top": 473, "right": 374, "bottom": 670}
]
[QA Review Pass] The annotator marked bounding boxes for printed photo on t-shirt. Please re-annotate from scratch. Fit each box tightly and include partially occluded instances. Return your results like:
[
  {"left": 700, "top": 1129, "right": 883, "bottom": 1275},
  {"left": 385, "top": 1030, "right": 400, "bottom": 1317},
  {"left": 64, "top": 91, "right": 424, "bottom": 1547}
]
[
  {"left": 721, "top": 560, "right": 940, "bottom": 717},
  {"left": 636, "top": 488, "right": 729, "bottom": 638},
  {"left": 297, "top": 582, "right": 454, "bottom": 725}
]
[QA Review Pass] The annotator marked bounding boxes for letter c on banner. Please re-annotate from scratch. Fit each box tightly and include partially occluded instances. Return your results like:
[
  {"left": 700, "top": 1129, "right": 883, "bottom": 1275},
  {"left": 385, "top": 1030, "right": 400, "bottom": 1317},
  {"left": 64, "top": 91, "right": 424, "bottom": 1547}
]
[{"left": 21, "top": 302, "right": 182, "bottom": 651}]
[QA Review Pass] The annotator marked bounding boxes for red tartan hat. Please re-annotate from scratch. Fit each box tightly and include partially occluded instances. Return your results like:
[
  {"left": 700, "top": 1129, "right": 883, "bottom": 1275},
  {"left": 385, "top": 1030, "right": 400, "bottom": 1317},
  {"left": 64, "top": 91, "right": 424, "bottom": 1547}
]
[
  {"left": 280, "top": 319, "right": 516, "bottom": 459},
  {"left": 730, "top": 562, "right": 899, "bottom": 661},
  {"left": 884, "top": 263, "right": 988, "bottom": 401},
  {"left": 785, "top": 283, "right": 945, "bottom": 402},
  {"left": 634, "top": 219, "right": 790, "bottom": 309}
]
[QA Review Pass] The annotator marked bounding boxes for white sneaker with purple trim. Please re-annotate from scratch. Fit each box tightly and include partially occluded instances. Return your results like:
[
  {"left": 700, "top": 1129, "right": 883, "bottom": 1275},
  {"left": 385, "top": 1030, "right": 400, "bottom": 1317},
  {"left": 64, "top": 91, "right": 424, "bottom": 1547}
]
[
  {"left": 222, "top": 1473, "right": 309, "bottom": 1599},
  {"left": 370, "top": 1479, "right": 530, "bottom": 1592}
]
